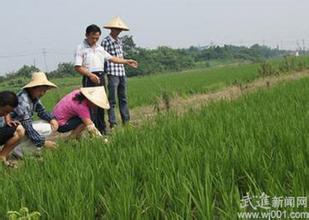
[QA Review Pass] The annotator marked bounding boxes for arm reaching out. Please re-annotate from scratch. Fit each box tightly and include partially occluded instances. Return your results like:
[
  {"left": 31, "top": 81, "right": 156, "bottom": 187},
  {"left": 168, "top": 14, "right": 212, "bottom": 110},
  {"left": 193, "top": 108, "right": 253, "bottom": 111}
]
[
  {"left": 82, "top": 118, "right": 102, "bottom": 137},
  {"left": 109, "top": 57, "right": 138, "bottom": 69}
]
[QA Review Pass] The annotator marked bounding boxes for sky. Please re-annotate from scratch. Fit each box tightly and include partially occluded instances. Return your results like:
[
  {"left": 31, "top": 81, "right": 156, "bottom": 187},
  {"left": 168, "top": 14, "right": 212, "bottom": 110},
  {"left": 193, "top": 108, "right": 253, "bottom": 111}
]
[{"left": 0, "top": 0, "right": 308, "bottom": 74}]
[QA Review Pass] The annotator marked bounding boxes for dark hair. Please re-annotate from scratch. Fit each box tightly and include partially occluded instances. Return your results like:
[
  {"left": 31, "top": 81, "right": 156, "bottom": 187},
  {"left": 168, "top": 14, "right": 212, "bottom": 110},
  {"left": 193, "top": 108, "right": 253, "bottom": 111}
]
[
  {"left": 86, "top": 24, "right": 101, "bottom": 35},
  {"left": 73, "top": 92, "right": 86, "bottom": 104},
  {"left": 0, "top": 91, "right": 18, "bottom": 108}
]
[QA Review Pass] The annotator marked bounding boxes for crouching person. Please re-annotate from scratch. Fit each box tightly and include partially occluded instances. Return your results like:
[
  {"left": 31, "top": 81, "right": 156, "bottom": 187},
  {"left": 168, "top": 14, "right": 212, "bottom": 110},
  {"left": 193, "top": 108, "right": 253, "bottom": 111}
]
[
  {"left": 53, "top": 86, "right": 109, "bottom": 141},
  {"left": 0, "top": 91, "right": 25, "bottom": 167},
  {"left": 9, "top": 72, "right": 59, "bottom": 156}
]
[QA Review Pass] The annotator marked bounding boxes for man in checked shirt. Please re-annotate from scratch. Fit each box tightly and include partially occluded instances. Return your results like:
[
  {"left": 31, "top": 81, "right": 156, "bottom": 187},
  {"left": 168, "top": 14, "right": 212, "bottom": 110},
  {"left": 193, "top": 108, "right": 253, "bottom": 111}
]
[
  {"left": 75, "top": 24, "right": 138, "bottom": 135},
  {"left": 101, "top": 17, "right": 133, "bottom": 129}
]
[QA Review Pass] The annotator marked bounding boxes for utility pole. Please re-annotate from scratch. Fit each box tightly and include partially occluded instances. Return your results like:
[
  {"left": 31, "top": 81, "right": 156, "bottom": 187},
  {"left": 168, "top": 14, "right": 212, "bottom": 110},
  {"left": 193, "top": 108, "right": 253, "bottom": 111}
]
[
  {"left": 296, "top": 40, "right": 301, "bottom": 52},
  {"left": 302, "top": 39, "right": 306, "bottom": 52},
  {"left": 42, "top": 48, "right": 48, "bottom": 72}
]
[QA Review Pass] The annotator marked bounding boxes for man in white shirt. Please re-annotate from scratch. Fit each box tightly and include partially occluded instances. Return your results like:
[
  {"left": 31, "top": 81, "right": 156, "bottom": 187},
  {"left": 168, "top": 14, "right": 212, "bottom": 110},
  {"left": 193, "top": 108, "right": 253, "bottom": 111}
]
[{"left": 74, "top": 24, "right": 138, "bottom": 134}]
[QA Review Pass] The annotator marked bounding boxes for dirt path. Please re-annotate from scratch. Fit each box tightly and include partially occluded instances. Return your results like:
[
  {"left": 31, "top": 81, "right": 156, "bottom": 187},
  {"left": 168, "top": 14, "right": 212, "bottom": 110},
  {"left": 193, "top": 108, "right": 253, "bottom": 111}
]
[{"left": 129, "top": 70, "right": 309, "bottom": 126}]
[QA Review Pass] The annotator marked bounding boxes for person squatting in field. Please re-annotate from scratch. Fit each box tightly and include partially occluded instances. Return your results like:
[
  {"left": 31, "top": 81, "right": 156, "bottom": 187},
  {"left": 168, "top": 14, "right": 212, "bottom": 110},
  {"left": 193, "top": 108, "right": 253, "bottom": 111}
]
[
  {"left": 53, "top": 87, "right": 110, "bottom": 141},
  {"left": 0, "top": 91, "right": 25, "bottom": 167}
]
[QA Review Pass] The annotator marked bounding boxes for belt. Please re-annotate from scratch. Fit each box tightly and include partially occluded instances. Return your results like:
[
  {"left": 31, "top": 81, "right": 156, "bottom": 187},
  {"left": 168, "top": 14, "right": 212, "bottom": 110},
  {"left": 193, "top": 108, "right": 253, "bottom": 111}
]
[{"left": 92, "top": 71, "right": 104, "bottom": 76}]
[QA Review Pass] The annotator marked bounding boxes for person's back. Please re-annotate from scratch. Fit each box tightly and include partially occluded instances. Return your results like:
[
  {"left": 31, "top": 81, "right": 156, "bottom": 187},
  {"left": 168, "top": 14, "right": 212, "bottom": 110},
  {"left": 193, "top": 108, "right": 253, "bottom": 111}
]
[{"left": 53, "top": 89, "right": 90, "bottom": 127}]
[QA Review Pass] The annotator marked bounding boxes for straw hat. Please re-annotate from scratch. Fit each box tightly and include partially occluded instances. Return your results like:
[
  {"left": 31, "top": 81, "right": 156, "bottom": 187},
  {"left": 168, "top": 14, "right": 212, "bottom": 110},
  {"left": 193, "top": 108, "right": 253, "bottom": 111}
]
[
  {"left": 80, "top": 86, "right": 110, "bottom": 109},
  {"left": 23, "top": 72, "right": 57, "bottom": 89},
  {"left": 103, "top": 16, "right": 129, "bottom": 31}
]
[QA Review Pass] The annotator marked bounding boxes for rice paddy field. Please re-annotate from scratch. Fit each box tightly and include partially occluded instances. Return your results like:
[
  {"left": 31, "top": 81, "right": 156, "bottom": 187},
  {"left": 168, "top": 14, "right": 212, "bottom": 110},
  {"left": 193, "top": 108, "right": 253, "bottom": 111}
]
[
  {"left": 0, "top": 57, "right": 308, "bottom": 219},
  {"left": 1, "top": 56, "right": 308, "bottom": 111}
]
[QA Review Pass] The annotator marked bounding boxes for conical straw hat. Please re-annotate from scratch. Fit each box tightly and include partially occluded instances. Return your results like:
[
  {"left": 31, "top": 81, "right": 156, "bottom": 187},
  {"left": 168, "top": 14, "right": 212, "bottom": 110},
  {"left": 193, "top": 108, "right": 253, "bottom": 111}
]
[
  {"left": 23, "top": 72, "right": 57, "bottom": 89},
  {"left": 80, "top": 86, "right": 110, "bottom": 109},
  {"left": 103, "top": 16, "right": 129, "bottom": 31}
]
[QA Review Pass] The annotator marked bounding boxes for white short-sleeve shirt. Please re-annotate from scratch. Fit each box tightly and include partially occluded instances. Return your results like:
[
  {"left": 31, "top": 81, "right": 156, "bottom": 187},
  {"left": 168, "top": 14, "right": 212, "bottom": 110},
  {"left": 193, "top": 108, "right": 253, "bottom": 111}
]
[{"left": 74, "top": 39, "right": 112, "bottom": 72}]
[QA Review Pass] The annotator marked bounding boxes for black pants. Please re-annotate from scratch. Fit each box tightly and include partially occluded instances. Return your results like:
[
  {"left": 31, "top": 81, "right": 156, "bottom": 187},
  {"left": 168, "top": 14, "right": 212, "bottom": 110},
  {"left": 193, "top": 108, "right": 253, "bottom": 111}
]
[
  {"left": 82, "top": 72, "right": 107, "bottom": 134},
  {"left": 0, "top": 125, "right": 16, "bottom": 145}
]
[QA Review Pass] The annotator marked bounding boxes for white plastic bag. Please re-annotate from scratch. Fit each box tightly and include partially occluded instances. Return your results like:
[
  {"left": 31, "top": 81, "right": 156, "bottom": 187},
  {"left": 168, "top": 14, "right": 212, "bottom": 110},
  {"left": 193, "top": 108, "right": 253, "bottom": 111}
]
[{"left": 13, "top": 120, "right": 52, "bottom": 157}]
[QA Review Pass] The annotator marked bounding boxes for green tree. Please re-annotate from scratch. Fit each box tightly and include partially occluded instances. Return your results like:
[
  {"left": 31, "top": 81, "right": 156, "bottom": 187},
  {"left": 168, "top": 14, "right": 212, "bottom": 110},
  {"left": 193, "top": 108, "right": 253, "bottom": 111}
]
[{"left": 14, "top": 65, "right": 40, "bottom": 77}]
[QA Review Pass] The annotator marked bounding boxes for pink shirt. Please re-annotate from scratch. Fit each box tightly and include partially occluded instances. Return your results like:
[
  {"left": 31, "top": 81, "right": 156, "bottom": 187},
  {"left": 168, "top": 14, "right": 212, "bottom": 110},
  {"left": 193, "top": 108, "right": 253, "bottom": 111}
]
[{"left": 53, "top": 90, "right": 91, "bottom": 126}]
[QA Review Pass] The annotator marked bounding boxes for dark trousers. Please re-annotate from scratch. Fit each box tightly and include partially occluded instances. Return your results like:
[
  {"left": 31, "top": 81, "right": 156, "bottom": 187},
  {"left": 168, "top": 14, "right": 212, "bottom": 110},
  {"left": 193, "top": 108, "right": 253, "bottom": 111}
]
[
  {"left": 82, "top": 72, "right": 106, "bottom": 134},
  {"left": 107, "top": 75, "right": 130, "bottom": 126}
]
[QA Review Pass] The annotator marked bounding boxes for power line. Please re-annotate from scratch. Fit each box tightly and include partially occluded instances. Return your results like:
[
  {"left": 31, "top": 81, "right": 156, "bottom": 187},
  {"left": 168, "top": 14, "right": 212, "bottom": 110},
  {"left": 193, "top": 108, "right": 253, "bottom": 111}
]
[
  {"left": 0, "top": 50, "right": 73, "bottom": 59},
  {"left": 0, "top": 52, "right": 40, "bottom": 59}
]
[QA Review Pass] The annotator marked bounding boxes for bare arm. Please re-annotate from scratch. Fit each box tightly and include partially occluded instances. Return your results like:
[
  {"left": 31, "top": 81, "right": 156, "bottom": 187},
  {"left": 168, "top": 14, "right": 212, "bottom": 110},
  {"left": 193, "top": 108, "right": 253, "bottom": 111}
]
[
  {"left": 74, "top": 66, "right": 92, "bottom": 77},
  {"left": 4, "top": 114, "right": 19, "bottom": 128},
  {"left": 109, "top": 57, "right": 138, "bottom": 68},
  {"left": 82, "top": 118, "right": 94, "bottom": 126},
  {"left": 74, "top": 66, "right": 101, "bottom": 85},
  {"left": 4, "top": 114, "right": 11, "bottom": 123},
  {"left": 82, "top": 118, "right": 102, "bottom": 137}
]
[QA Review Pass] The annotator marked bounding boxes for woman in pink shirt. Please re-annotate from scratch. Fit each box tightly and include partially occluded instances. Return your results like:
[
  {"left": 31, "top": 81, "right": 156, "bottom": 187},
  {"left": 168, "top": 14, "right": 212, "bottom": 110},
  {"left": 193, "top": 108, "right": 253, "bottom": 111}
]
[{"left": 53, "top": 87, "right": 110, "bottom": 139}]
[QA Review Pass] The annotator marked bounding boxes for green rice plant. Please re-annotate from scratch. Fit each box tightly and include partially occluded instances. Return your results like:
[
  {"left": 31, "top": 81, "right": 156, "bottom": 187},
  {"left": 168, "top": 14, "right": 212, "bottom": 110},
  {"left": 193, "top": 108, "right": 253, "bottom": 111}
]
[
  {"left": 7, "top": 207, "right": 41, "bottom": 220},
  {"left": 258, "top": 61, "right": 279, "bottom": 77},
  {"left": 161, "top": 91, "right": 171, "bottom": 111},
  {"left": 152, "top": 96, "right": 161, "bottom": 113},
  {"left": 0, "top": 75, "right": 307, "bottom": 219}
]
